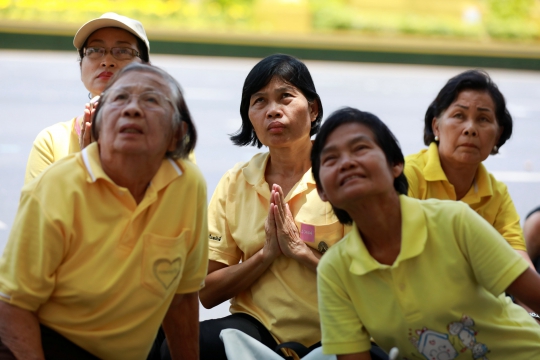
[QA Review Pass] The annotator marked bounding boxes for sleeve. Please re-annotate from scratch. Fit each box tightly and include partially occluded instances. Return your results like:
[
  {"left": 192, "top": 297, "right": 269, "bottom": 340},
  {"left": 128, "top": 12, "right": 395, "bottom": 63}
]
[
  {"left": 492, "top": 183, "right": 527, "bottom": 251},
  {"left": 318, "top": 255, "right": 372, "bottom": 355},
  {"left": 0, "top": 189, "right": 66, "bottom": 311},
  {"left": 24, "top": 129, "right": 56, "bottom": 184},
  {"left": 207, "top": 170, "right": 242, "bottom": 266},
  {"left": 176, "top": 174, "right": 209, "bottom": 293},
  {"left": 456, "top": 204, "right": 529, "bottom": 296}
]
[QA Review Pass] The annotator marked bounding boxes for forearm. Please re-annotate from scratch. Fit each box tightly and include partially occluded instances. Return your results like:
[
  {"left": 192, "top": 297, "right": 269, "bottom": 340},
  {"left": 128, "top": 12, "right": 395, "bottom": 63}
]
[
  {"left": 163, "top": 292, "right": 199, "bottom": 360},
  {"left": 294, "top": 246, "right": 321, "bottom": 272},
  {"left": 0, "top": 301, "right": 44, "bottom": 359},
  {"left": 511, "top": 250, "right": 539, "bottom": 316},
  {"left": 200, "top": 251, "right": 273, "bottom": 308}
]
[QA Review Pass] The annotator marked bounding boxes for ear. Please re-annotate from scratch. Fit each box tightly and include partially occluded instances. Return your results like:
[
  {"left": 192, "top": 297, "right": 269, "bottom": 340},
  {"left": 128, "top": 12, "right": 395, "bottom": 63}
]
[
  {"left": 392, "top": 162, "right": 404, "bottom": 179},
  {"left": 168, "top": 122, "right": 187, "bottom": 152},
  {"left": 431, "top": 117, "right": 440, "bottom": 138},
  {"left": 309, "top": 100, "right": 319, "bottom": 123},
  {"left": 317, "top": 186, "right": 329, "bottom": 202}
]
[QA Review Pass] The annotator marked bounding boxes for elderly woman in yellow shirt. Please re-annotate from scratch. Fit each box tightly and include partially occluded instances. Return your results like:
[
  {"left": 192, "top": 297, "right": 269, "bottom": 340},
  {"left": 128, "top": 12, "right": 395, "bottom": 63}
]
[
  {"left": 404, "top": 70, "right": 538, "bottom": 316},
  {"left": 312, "top": 107, "right": 540, "bottom": 360},
  {"left": 0, "top": 63, "right": 207, "bottom": 359},
  {"left": 24, "top": 12, "right": 150, "bottom": 184}
]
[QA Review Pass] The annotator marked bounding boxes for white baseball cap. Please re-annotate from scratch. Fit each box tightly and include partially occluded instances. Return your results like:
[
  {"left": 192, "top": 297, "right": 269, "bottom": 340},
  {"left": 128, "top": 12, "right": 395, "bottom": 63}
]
[{"left": 73, "top": 12, "right": 150, "bottom": 54}]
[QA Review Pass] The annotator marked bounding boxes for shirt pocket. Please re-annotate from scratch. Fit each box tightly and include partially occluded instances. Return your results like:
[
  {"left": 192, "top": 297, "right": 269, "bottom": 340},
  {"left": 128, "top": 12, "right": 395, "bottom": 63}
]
[
  {"left": 295, "top": 220, "right": 343, "bottom": 254},
  {"left": 141, "top": 232, "right": 189, "bottom": 298}
]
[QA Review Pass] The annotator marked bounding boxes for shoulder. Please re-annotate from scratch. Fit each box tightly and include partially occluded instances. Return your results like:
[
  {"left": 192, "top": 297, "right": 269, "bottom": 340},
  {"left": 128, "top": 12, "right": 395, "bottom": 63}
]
[
  {"left": 404, "top": 148, "right": 429, "bottom": 173},
  {"left": 33, "top": 118, "right": 75, "bottom": 144},
  {"left": 219, "top": 152, "right": 268, "bottom": 186},
  {"left": 319, "top": 230, "right": 353, "bottom": 272},
  {"left": 23, "top": 152, "right": 85, "bottom": 200}
]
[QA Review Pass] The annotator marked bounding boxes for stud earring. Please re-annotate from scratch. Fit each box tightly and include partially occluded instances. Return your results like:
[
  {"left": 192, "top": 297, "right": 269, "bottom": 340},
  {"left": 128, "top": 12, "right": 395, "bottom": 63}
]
[
  {"left": 493, "top": 145, "right": 498, "bottom": 152},
  {"left": 434, "top": 136, "right": 439, "bottom": 142}
]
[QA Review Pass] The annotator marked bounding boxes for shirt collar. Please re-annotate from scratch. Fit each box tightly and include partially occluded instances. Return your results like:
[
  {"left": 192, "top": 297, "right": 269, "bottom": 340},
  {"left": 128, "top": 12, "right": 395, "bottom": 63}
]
[
  {"left": 242, "top": 152, "right": 315, "bottom": 201},
  {"left": 423, "top": 142, "right": 449, "bottom": 182},
  {"left": 348, "top": 195, "right": 427, "bottom": 276},
  {"left": 80, "top": 143, "right": 183, "bottom": 192}
]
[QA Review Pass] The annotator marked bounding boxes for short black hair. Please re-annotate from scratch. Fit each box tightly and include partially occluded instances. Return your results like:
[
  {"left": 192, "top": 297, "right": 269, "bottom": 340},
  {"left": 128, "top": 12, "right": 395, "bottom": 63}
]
[
  {"left": 424, "top": 69, "right": 512, "bottom": 154},
  {"left": 311, "top": 107, "right": 408, "bottom": 225},
  {"left": 231, "top": 54, "right": 323, "bottom": 148},
  {"left": 78, "top": 28, "right": 150, "bottom": 63},
  {"left": 92, "top": 63, "right": 196, "bottom": 159}
]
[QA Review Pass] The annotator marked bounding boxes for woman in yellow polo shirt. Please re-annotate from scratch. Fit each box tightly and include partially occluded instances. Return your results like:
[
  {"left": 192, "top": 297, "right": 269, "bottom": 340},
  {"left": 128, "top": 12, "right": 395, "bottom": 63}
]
[
  {"left": 24, "top": 12, "right": 150, "bottom": 184},
  {"left": 312, "top": 107, "right": 540, "bottom": 360},
  {"left": 0, "top": 63, "right": 207, "bottom": 359},
  {"left": 171, "top": 54, "right": 346, "bottom": 359}
]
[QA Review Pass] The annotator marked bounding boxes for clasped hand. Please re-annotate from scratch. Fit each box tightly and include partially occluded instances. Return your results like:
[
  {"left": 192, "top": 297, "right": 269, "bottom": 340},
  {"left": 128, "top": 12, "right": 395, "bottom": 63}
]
[
  {"left": 263, "top": 184, "right": 309, "bottom": 263},
  {"left": 79, "top": 96, "right": 100, "bottom": 150}
]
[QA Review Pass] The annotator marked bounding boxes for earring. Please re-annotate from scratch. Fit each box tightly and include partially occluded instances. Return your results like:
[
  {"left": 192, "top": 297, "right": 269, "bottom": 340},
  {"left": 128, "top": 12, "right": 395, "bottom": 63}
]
[
  {"left": 434, "top": 136, "right": 439, "bottom": 142},
  {"left": 493, "top": 145, "right": 498, "bottom": 152},
  {"left": 88, "top": 92, "right": 92, "bottom": 100}
]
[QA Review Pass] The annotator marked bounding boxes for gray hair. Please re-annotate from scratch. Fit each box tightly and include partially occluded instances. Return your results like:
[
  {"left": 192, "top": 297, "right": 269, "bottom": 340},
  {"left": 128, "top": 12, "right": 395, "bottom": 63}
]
[{"left": 92, "top": 63, "right": 197, "bottom": 159}]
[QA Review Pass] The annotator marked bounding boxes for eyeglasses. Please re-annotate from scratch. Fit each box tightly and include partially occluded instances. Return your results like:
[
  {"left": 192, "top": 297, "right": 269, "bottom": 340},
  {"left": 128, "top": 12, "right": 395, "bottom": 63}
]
[
  {"left": 83, "top": 47, "right": 140, "bottom": 60},
  {"left": 105, "top": 89, "right": 174, "bottom": 110}
]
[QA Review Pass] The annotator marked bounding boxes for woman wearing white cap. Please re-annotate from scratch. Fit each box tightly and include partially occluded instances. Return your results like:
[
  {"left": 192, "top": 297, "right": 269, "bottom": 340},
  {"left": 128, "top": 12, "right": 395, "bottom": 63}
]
[{"left": 24, "top": 12, "right": 150, "bottom": 184}]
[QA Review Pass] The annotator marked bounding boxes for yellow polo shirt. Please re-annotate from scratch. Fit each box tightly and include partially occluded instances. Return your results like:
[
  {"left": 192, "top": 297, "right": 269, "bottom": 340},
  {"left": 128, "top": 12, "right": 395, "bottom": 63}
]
[
  {"left": 25, "top": 118, "right": 79, "bottom": 184},
  {"left": 0, "top": 143, "right": 208, "bottom": 359},
  {"left": 25, "top": 118, "right": 197, "bottom": 184},
  {"left": 208, "top": 152, "right": 346, "bottom": 348},
  {"left": 318, "top": 196, "right": 538, "bottom": 359},
  {"left": 405, "top": 143, "right": 526, "bottom": 251}
]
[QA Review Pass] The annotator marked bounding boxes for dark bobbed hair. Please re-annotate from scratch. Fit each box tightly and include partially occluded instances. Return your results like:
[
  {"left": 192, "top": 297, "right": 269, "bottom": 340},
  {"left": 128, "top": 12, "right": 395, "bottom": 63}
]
[
  {"left": 231, "top": 54, "right": 323, "bottom": 148},
  {"left": 424, "top": 69, "right": 512, "bottom": 154},
  {"left": 92, "top": 63, "right": 196, "bottom": 159},
  {"left": 78, "top": 28, "right": 150, "bottom": 63},
  {"left": 311, "top": 107, "right": 408, "bottom": 225}
]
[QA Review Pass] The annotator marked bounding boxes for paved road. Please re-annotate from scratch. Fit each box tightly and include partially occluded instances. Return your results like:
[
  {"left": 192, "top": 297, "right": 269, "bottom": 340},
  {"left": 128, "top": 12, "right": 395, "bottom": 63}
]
[{"left": 1, "top": 50, "right": 540, "bottom": 320}]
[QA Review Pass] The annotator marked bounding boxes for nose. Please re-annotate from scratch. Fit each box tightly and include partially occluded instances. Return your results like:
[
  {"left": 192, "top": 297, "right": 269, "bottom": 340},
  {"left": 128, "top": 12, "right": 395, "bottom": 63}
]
[
  {"left": 121, "top": 96, "right": 142, "bottom": 117},
  {"left": 100, "top": 51, "right": 117, "bottom": 68},
  {"left": 463, "top": 119, "right": 478, "bottom": 137},
  {"left": 339, "top": 153, "right": 356, "bottom": 171},
  {"left": 266, "top": 102, "right": 282, "bottom": 119}
]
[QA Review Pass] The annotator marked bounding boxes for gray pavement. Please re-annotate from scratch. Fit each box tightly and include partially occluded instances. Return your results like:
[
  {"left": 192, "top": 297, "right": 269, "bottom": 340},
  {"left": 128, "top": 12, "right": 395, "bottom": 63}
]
[{"left": 1, "top": 50, "right": 540, "bottom": 320}]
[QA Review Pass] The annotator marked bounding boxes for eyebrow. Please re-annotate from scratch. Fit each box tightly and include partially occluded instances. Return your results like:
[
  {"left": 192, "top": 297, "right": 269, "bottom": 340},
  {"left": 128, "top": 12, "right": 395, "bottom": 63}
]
[
  {"left": 250, "top": 85, "right": 297, "bottom": 99},
  {"left": 454, "top": 104, "right": 493, "bottom": 112},
  {"left": 320, "top": 134, "right": 371, "bottom": 156}
]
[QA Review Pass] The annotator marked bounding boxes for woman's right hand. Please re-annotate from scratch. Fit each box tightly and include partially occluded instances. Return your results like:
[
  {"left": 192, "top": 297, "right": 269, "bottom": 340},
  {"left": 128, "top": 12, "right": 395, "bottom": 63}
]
[
  {"left": 262, "top": 195, "right": 282, "bottom": 264},
  {"left": 79, "top": 96, "right": 99, "bottom": 150}
]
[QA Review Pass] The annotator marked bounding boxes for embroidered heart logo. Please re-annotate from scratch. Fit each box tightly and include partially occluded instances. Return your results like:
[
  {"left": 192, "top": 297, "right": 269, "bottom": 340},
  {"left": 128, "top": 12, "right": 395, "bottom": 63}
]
[
  {"left": 429, "top": 340, "right": 436, "bottom": 345},
  {"left": 153, "top": 258, "right": 181, "bottom": 289}
]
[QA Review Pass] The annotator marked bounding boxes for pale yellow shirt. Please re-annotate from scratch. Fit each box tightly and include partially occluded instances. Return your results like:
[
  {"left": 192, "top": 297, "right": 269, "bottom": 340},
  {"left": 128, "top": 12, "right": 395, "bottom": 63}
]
[
  {"left": 405, "top": 142, "right": 526, "bottom": 251},
  {"left": 318, "top": 196, "right": 537, "bottom": 359},
  {"left": 0, "top": 143, "right": 208, "bottom": 359},
  {"left": 208, "top": 152, "right": 346, "bottom": 348}
]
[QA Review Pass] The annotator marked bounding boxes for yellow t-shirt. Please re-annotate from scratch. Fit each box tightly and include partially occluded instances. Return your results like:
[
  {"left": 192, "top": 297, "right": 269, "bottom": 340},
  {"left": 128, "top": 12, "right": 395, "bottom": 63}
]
[
  {"left": 0, "top": 143, "right": 208, "bottom": 359},
  {"left": 25, "top": 118, "right": 80, "bottom": 184},
  {"left": 318, "top": 196, "right": 538, "bottom": 359},
  {"left": 208, "top": 152, "right": 346, "bottom": 347},
  {"left": 404, "top": 142, "right": 526, "bottom": 251},
  {"left": 25, "top": 118, "right": 197, "bottom": 185}
]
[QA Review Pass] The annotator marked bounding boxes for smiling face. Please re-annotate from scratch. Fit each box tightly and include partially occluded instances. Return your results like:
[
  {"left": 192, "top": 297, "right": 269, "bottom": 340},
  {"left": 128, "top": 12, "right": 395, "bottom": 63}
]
[
  {"left": 247, "top": 76, "right": 318, "bottom": 149},
  {"left": 97, "top": 70, "right": 180, "bottom": 159},
  {"left": 317, "top": 122, "right": 403, "bottom": 210},
  {"left": 81, "top": 27, "right": 142, "bottom": 96},
  {"left": 433, "top": 90, "right": 502, "bottom": 168}
]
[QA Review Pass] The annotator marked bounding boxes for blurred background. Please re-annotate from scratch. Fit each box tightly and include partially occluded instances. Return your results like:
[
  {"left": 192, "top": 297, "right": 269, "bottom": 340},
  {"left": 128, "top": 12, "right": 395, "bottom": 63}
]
[{"left": 1, "top": 1, "right": 540, "bottom": 320}]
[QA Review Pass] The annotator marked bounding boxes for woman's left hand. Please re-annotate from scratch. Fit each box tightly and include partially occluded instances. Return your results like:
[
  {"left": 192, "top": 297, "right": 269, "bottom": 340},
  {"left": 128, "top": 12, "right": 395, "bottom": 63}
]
[
  {"left": 79, "top": 96, "right": 99, "bottom": 150},
  {"left": 272, "top": 184, "right": 321, "bottom": 271}
]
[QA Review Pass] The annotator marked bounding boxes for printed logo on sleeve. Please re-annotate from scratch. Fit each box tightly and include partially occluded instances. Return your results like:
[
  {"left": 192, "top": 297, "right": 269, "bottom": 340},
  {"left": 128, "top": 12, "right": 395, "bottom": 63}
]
[
  {"left": 209, "top": 234, "right": 222, "bottom": 241},
  {"left": 299, "top": 223, "right": 315, "bottom": 243}
]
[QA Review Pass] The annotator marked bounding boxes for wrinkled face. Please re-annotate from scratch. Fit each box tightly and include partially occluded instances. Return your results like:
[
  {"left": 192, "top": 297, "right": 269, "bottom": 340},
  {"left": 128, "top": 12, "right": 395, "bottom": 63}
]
[
  {"left": 97, "top": 71, "right": 179, "bottom": 159},
  {"left": 317, "top": 122, "right": 402, "bottom": 209},
  {"left": 81, "top": 27, "right": 142, "bottom": 96},
  {"left": 247, "top": 76, "right": 318, "bottom": 148},
  {"left": 433, "top": 90, "right": 502, "bottom": 167}
]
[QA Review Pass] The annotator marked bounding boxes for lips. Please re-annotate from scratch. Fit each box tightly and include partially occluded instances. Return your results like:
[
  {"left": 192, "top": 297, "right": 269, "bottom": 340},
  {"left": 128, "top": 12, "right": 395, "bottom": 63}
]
[
  {"left": 267, "top": 121, "right": 286, "bottom": 131},
  {"left": 97, "top": 71, "right": 114, "bottom": 80},
  {"left": 459, "top": 143, "right": 479, "bottom": 149},
  {"left": 340, "top": 173, "right": 365, "bottom": 186},
  {"left": 119, "top": 124, "right": 143, "bottom": 134}
]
